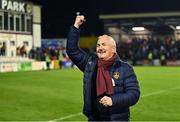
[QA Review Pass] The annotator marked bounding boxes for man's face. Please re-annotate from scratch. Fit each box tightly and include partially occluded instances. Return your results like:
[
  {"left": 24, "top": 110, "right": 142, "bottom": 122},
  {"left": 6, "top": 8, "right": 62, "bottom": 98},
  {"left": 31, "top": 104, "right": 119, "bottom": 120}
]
[{"left": 96, "top": 35, "right": 115, "bottom": 60}]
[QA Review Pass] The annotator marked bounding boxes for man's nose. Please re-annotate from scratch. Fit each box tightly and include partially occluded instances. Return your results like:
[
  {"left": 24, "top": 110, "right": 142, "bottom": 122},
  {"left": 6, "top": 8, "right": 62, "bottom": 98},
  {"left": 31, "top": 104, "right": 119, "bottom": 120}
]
[
  {"left": 99, "top": 45, "right": 103, "bottom": 49},
  {"left": 98, "top": 47, "right": 104, "bottom": 53}
]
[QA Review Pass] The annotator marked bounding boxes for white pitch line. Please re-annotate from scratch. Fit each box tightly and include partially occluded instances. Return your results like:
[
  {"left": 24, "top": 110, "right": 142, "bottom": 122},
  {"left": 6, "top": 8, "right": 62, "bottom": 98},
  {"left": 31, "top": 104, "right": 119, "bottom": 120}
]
[
  {"left": 49, "top": 112, "right": 82, "bottom": 122},
  {"left": 141, "top": 86, "right": 180, "bottom": 97},
  {"left": 49, "top": 86, "right": 180, "bottom": 121}
]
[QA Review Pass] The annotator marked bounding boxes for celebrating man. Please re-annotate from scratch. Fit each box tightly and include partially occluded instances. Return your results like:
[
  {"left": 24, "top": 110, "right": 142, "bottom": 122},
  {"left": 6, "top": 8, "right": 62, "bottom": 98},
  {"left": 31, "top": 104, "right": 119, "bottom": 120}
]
[{"left": 66, "top": 14, "right": 140, "bottom": 121}]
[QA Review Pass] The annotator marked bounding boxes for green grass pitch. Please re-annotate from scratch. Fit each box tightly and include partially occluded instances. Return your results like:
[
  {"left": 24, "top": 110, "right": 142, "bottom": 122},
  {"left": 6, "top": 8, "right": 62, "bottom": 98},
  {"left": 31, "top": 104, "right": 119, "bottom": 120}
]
[{"left": 0, "top": 66, "right": 180, "bottom": 121}]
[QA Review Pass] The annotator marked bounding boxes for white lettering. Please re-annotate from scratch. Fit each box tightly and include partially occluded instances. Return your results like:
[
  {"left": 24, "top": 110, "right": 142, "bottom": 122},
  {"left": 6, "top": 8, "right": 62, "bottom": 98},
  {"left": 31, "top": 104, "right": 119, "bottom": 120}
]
[
  {"left": 13, "top": 1, "right": 19, "bottom": 11},
  {"left": 7, "top": 1, "right": 13, "bottom": 10},
  {"left": 1, "top": 0, "right": 26, "bottom": 13},
  {"left": 2, "top": 0, "right": 7, "bottom": 9},
  {"left": 18, "top": 2, "right": 25, "bottom": 12}
]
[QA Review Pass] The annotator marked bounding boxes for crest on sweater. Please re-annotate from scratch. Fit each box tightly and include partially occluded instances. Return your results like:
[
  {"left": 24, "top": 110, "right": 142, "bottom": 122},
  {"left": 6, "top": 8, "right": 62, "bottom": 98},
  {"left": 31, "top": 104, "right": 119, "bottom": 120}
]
[{"left": 113, "top": 72, "right": 120, "bottom": 80}]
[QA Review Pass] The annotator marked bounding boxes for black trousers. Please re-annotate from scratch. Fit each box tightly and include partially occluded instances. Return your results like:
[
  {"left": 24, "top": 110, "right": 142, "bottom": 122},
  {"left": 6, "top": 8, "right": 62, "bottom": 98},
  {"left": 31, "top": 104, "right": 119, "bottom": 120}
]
[
  {"left": 88, "top": 114, "right": 130, "bottom": 122},
  {"left": 88, "top": 114, "right": 110, "bottom": 121}
]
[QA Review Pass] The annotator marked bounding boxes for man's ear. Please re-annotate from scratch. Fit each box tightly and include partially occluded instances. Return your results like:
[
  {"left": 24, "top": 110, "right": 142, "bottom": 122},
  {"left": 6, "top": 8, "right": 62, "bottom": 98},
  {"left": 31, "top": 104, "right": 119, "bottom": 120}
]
[{"left": 112, "top": 46, "right": 116, "bottom": 52}]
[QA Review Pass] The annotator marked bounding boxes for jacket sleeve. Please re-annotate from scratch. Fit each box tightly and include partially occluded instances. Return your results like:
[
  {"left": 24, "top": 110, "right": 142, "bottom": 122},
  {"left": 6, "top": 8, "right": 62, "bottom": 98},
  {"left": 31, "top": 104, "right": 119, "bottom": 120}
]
[
  {"left": 111, "top": 64, "right": 140, "bottom": 107},
  {"left": 66, "top": 26, "right": 89, "bottom": 72}
]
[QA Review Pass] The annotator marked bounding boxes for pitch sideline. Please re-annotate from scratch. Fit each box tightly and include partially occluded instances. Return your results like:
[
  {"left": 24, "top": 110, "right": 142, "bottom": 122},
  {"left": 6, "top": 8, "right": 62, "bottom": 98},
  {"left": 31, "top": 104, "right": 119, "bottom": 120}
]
[{"left": 49, "top": 86, "right": 180, "bottom": 121}]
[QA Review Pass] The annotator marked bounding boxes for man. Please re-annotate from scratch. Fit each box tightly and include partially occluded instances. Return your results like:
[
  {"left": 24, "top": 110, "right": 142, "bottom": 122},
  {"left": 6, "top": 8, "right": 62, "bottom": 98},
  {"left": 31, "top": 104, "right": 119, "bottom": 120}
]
[{"left": 66, "top": 14, "right": 140, "bottom": 121}]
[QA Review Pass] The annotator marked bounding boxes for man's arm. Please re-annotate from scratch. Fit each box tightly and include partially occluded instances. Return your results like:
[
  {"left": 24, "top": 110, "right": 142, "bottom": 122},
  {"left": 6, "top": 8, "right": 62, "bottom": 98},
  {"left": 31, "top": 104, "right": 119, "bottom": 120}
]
[
  {"left": 66, "top": 15, "right": 89, "bottom": 72},
  {"left": 111, "top": 65, "right": 140, "bottom": 107}
]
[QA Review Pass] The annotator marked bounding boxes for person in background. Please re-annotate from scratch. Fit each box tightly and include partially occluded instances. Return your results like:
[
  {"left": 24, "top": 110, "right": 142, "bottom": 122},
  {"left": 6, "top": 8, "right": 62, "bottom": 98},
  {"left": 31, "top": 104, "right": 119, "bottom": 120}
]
[
  {"left": 66, "top": 14, "right": 140, "bottom": 121},
  {"left": 45, "top": 53, "right": 51, "bottom": 70},
  {"left": 58, "top": 49, "right": 64, "bottom": 69}
]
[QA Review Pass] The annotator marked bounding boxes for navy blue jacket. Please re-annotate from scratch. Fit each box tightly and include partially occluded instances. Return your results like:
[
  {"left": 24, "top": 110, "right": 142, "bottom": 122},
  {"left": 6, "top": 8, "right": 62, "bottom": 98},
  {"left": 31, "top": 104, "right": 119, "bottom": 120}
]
[{"left": 67, "top": 26, "right": 140, "bottom": 121}]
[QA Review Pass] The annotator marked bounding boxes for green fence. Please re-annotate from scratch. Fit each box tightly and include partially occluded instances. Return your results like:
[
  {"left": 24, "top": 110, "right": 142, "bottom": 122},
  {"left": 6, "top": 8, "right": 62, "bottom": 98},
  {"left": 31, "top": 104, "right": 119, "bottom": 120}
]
[{"left": 17, "top": 62, "right": 32, "bottom": 71}]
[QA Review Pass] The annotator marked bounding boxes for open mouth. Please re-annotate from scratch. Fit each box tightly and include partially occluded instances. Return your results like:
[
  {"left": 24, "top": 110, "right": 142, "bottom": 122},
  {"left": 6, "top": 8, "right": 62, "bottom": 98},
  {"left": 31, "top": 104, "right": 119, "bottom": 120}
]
[{"left": 97, "top": 50, "right": 106, "bottom": 54}]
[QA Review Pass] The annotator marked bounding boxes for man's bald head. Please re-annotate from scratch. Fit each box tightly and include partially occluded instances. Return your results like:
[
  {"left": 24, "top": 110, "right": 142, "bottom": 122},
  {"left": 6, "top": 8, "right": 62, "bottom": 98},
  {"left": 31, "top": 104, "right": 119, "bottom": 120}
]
[{"left": 96, "top": 35, "right": 117, "bottom": 60}]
